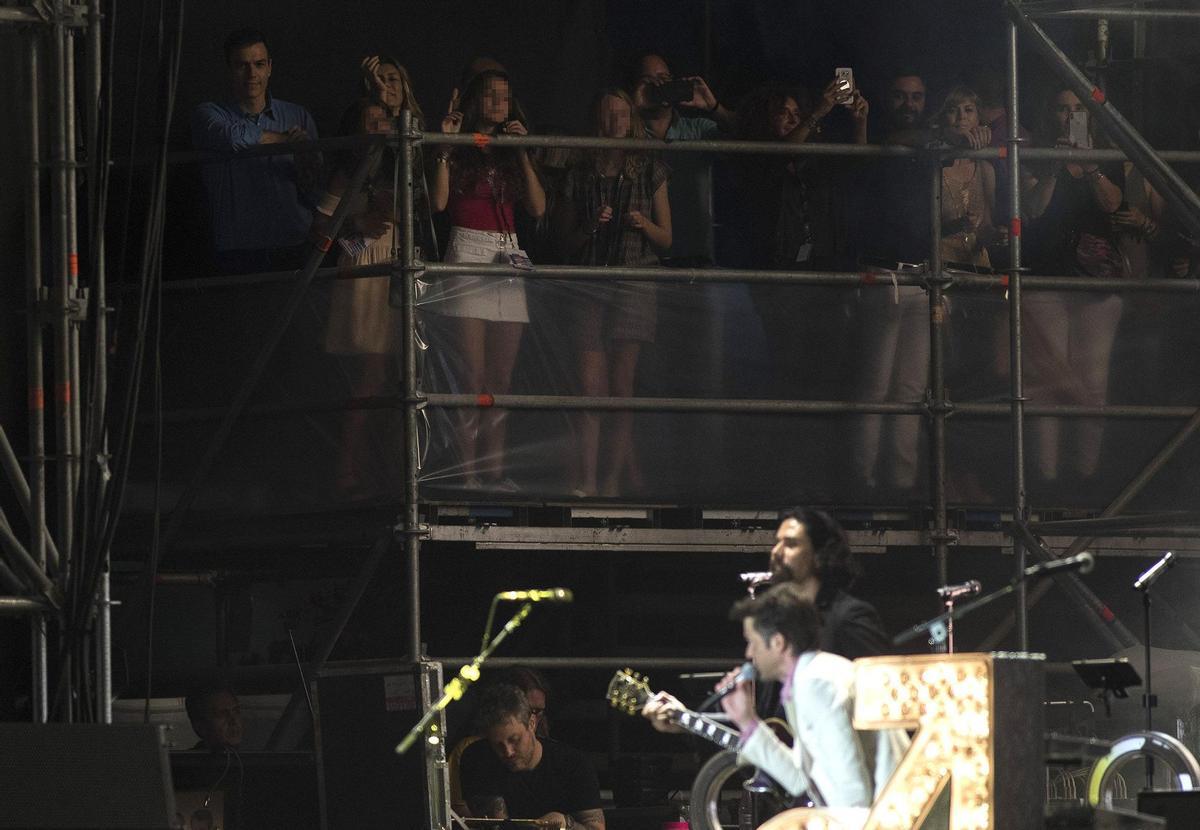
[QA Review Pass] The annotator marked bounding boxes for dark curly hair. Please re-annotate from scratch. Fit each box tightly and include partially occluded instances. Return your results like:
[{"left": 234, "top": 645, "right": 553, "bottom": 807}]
[{"left": 778, "top": 506, "right": 860, "bottom": 593}]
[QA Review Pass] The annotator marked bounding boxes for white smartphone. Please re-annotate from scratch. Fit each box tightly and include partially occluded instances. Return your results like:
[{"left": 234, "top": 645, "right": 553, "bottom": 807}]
[
  {"left": 1068, "top": 109, "right": 1091, "bottom": 149},
  {"left": 835, "top": 67, "right": 854, "bottom": 105}
]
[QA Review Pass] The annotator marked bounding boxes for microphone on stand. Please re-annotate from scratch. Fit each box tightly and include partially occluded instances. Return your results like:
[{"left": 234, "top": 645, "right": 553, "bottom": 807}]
[
  {"left": 495, "top": 588, "right": 574, "bottom": 602},
  {"left": 1024, "top": 551, "right": 1095, "bottom": 579},
  {"left": 936, "top": 580, "right": 982, "bottom": 600},
  {"left": 1133, "top": 551, "right": 1175, "bottom": 592},
  {"left": 696, "top": 661, "right": 756, "bottom": 711}
]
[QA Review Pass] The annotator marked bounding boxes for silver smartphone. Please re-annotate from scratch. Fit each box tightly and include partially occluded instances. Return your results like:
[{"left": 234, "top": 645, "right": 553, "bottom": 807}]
[
  {"left": 835, "top": 67, "right": 854, "bottom": 105},
  {"left": 1068, "top": 109, "right": 1091, "bottom": 149}
]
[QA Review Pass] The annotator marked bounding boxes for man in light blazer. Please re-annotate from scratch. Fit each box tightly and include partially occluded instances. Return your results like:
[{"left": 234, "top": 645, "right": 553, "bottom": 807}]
[{"left": 644, "top": 583, "right": 908, "bottom": 808}]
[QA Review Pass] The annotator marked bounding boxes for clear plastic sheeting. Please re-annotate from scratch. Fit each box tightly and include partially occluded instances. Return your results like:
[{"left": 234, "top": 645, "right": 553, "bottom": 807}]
[{"left": 122, "top": 271, "right": 1200, "bottom": 515}]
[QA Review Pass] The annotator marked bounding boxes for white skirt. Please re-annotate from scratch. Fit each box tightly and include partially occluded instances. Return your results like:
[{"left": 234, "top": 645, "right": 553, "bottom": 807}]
[{"left": 420, "top": 226, "right": 529, "bottom": 323}]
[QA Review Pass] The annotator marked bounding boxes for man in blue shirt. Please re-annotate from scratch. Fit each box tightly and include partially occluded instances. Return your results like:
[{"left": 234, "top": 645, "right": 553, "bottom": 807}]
[
  {"left": 630, "top": 53, "right": 736, "bottom": 265},
  {"left": 192, "top": 28, "right": 320, "bottom": 274}
]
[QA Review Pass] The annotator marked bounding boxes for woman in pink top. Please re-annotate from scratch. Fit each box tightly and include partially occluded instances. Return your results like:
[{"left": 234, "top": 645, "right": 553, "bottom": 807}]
[{"left": 430, "top": 69, "right": 546, "bottom": 489}]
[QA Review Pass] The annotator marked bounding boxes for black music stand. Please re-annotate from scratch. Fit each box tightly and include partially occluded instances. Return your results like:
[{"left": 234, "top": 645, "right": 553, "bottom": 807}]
[{"left": 1072, "top": 658, "right": 1142, "bottom": 718}]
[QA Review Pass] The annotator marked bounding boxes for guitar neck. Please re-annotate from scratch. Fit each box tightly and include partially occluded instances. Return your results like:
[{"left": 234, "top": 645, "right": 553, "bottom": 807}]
[{"left": 672, "top": 709, "right": 741, "bottom": 751}]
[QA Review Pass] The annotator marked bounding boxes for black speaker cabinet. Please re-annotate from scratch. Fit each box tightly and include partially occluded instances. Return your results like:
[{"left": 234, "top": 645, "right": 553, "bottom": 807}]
[
  {"left": 313, "top": 659, "right": 449, "bottom": 830},
  {"left": 0, "top": 723, "right": 175, "bottom": 829},
  {"left": 1137, "top": 791, "right": 1200, "bottom": 829}
]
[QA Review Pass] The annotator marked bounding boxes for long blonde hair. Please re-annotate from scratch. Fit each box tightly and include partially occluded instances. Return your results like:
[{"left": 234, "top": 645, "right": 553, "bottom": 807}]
[
  {"left": 370, "top": 56, "right": 424, "bottom": 127},
  {"left": 586, "top": 87, "right": 648, "bottom": 178}
]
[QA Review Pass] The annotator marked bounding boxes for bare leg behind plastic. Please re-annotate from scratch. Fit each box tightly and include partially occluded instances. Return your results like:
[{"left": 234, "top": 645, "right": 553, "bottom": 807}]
[
  {"left": 450, "top": 316, "right": 487, "bottom": 486},
  {"left": 479, "top": 320, "right": 526, "bottom": 485},
  {"left": 574, "top": 349, "right": 608, "bottom": 496},
  {"left": 571, "top": 297, "right": 608, "bottom": 497},
  {"left": 602, "top": 340, "right": 642, "bottom": 497}
]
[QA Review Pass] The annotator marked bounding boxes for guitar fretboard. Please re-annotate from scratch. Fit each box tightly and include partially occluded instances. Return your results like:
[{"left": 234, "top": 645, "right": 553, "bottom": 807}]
[{"left": 674, "top": 710, "right": 741, "bottom": 750}]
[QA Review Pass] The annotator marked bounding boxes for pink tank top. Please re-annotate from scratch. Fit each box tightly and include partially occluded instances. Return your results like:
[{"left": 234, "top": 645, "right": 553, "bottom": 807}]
[{"left": 448, "top": 173, "right": 516, "bottom": 233}]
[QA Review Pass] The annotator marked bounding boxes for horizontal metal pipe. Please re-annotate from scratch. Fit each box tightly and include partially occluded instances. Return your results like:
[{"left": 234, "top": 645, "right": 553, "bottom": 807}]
[
  {"left": 154, "top": 257, "right": 1200, "bottom": 294},
  {"left": 1030, "top": 512, "right": 1200, "bottom": 535},
  {"left": 417, "top": 262, "right": 1200, "bottom": 293},
  {"left": 138, "top": 395, "right": 1200, "bottom": 425},
  {"left": 1035, "top": 8, "right": 1200, "bottom": 20},
  {"left": 0, "top": 598, "right": 51, "bottom": 616},
  {"left": 113, "top": 126, "right": 1200, "bottom": 166}
]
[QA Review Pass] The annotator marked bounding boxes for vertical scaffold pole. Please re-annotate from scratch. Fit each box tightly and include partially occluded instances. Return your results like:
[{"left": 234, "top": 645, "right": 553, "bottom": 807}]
[
  {"left": 27, "top": 28, "right": 50, "bottom": 725},
  {"left": 51, "top": 4, "right": 74, "bottom": 591},
  {"left": 400, "top": 110, "right": 422, "bottom": 661},
  {"left": 929, "top": 156, "right": 950, "bottom": 599},
  {"left": 1008, "top": 11, "right": 1030, "bottom": 651},
  {"left": 87, "top": 0, "right": 112, "bottom": 725}
]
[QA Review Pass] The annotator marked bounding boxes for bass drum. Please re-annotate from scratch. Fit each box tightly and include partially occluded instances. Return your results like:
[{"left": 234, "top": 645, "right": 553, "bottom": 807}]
[{"left": 689, "top": 750, "right": 792, "bottom": 830}]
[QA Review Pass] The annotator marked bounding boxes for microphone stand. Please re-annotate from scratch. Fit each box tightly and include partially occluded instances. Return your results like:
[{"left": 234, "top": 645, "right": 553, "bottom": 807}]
[
  {"left": 394, "top": 602, "right": 534, "bottom": 755},
  {"left": 1134, "top": 551, "right": 1175, "bottom": 792}
]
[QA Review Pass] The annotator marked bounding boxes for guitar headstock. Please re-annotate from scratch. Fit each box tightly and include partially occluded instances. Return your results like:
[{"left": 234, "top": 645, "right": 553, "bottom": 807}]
[{"left": 606, "top": 668, "right": 652, "bottom": 716}]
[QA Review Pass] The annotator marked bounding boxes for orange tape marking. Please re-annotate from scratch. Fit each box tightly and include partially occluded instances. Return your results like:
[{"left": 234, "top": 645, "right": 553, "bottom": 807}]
[
  {"left": 1090, "top": 87, "right": 1106, "bottom": 104},
  {"left": 69, "top": 253, "right": 79, "bottom": 278},
  {"left": 473, "top": 132, "right": 491, "bottom": 149},
  {"left": 29, "top": 387, "right": 44, "bottom": 411},
  {"left": 476, "top": 393, "right": 495, "bottom": 407},
  {"left": 1010, "top": 217, "right": 1022, "bottom": 238},
  {"left": 56, "top": 382, "right": 71, "bottom": 404}
]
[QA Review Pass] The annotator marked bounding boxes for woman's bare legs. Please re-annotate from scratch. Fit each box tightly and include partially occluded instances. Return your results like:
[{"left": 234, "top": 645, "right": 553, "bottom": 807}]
[
  {"left": 601, "top": 340, "right": 642, "bottom": 496},
  {"left": 479, "top": 320, "right": 526, "bottom": 484}
]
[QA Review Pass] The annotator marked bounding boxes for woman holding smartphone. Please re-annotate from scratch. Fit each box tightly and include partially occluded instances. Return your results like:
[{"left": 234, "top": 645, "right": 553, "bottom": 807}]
[
  {"left": 1019, "top": 87, "right": 1125, "bottom": 491},
  {"left": 428, "top": 69, "right": 546, "bottom": 490}
]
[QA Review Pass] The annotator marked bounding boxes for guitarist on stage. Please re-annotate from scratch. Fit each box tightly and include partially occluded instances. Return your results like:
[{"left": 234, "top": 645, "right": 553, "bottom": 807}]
[{"left": 644, "top": 584, "right": 909, "bottom": 808}]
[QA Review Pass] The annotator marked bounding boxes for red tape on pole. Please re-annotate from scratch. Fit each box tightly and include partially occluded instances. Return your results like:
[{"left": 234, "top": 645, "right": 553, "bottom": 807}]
[
  {"left": 56, "top": 382, "right": 71, "bottom": 404},
  {"left": 29, "top": 387, "right": 44, "bottom": 411},
  {"left": 473, "top": 133, "right": 491, "bottom": 149},
  {"left": 1090, "top": 87, "right": 1106, "bottom": 104},
  {"left": 860, "top": 272, "right": 878, "bottom": 285},
  {"left": 1010, "top": 217, "right": 1022, "bottom": 238},
  {"left": 476, "top": 393, "right": 495, "bottom": 407},
  {"left": 998, "top": 145, "right": 1008, "bottom": 159},
  {"left": 68, "top": 253, "right": 79, "bottom": 278}
]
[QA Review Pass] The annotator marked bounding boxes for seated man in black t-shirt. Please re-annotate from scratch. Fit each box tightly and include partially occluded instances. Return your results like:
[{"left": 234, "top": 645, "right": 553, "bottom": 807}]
[{"left": 459, "top": 683, "right": 605, "bottom": 830}]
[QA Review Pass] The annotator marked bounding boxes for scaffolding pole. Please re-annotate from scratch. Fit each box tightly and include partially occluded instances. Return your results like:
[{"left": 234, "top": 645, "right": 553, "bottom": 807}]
[
  {"left": 26, "top": 25, "right": 50, "bottom": 724},
  {"left": 928, "top": 156, "right": 950, "bottom": 597},
  {"left": 398, "top": 110, "right": 424, "bottom": 663},
  {"left": 1008, "top": 9, "right": 1031, "bottom": 652}
]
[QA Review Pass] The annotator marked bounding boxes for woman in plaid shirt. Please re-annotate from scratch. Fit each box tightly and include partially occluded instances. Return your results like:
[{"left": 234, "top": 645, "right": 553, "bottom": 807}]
[{"left": 553, "top": 88, "right": 672, "bottom": 497}]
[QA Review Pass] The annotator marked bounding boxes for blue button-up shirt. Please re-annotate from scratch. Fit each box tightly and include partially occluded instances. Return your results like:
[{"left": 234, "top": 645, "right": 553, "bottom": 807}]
[{"left": 191, "top": 96, "right": 319, "bottom": 252}]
